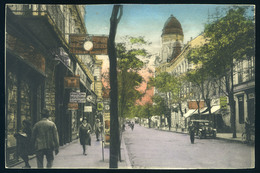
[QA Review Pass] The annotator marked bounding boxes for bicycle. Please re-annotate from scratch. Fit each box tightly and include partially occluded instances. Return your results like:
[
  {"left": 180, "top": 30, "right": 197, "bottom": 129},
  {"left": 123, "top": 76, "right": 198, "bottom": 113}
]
[{"left": 241, "top": 124, "right": 255, "bottom": 145}]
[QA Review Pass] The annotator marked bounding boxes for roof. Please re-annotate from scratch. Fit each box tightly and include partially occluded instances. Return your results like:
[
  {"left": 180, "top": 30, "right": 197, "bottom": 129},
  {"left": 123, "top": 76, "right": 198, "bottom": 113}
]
[{"left": 162, "top": 15, "right": 183, "bottom": 36}]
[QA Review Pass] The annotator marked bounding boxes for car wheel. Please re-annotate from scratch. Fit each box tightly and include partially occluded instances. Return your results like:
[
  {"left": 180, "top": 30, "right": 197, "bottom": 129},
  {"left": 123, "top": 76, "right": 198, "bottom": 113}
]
[
  {"left": 213, "top": 132, "right": 216, "bottom": 138},
  {"left": 198, "top": 131, "right": 203, "bottom": 139}
]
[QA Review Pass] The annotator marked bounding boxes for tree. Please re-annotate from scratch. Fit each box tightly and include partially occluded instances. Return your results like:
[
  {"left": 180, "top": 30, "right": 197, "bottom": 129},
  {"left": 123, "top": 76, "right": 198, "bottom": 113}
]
[
  {"left": 152, "top": 94, "right": 168, "bottom": 129},
  {"left": 188, "top": 7, "right": 255, "bottom": 138},
  {"left": 107, "top": 5, "right": 123, "bottom": 168},
  {"left": 186, "top": 66, "right": 217, "bottom": 123},
  {"left": 149, "top": 72, "right": 190, "bottom": 129},
  {"left": 117, "top": 36, "right": 150, "bottom": 123}
]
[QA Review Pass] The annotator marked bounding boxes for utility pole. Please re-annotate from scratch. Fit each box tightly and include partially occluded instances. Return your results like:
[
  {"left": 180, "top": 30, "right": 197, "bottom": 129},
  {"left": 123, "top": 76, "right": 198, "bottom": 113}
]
[{"left": 107, "top": 5, "right": 123, "bottom": 168}]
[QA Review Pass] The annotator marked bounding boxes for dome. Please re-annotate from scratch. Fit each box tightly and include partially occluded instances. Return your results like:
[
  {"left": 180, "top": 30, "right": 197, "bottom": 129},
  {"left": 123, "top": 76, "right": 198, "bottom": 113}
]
[{"left": 162, "top": 15, "right": 183, "bottom": 36}]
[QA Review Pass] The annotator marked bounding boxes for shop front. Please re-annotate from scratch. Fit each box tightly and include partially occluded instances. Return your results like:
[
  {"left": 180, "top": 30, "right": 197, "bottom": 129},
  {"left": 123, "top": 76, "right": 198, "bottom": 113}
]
[{"left": 6, "top": 39, "right": 46, "bottom": 167}]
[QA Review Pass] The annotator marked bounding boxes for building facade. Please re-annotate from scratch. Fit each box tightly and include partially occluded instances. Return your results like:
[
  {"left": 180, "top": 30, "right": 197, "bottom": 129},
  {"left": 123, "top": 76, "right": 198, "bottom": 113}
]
[
  {"left": 5, "top": 4, "right": 102, "bottom": 166},
  {"left": 155, "top": 15, "right": 255, "bottom": 133}
]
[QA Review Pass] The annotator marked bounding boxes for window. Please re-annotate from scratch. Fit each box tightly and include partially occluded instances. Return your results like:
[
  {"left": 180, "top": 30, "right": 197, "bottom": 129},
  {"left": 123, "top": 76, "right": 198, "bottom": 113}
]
[
  {"left": 237, "top": 95, "right": 244, "bottom": 124},
  {"left": 7, "top": 71, "right": 18, "bottom": 148},
  {"left": 247, "top": 57, "right": 255, "bottom": 81},
  {"left": 237, "top": 61, "right": 243, "bottom": 84}
]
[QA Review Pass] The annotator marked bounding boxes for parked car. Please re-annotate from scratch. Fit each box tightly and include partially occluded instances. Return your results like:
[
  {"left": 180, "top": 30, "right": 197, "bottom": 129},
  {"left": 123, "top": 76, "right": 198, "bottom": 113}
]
[{"left": 191, "top": 120, "right": 217, "bottom": 139}]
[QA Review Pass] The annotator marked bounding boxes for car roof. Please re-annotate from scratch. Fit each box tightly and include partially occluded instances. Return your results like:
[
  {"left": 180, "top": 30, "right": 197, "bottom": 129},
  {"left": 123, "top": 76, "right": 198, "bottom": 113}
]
[{"left": 191, "top": 120, "right": 210, "bottom": 122}]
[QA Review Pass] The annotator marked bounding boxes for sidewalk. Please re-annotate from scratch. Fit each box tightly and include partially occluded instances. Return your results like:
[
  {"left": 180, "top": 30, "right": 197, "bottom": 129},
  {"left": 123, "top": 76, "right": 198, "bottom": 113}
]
[
  {"left": 10, "top": 134, "right": 132, "bottom": 169},
  {"left": 154, "top": 126, "right": 245, "bottom": 143}
]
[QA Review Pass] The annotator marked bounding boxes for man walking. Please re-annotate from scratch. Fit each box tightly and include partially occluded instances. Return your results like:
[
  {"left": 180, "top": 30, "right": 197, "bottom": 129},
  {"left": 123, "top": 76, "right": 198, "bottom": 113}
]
[{"left": 31, "top": 108, "right": 59, "bottom": 168}]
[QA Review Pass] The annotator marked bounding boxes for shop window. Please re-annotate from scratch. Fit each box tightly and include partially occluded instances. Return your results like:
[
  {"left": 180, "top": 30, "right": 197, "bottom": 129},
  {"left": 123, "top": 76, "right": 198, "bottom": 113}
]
[
  {"left": 20, "top": 80, "right": 31, "bottom": 123},
  {"left": 7, "top": 71, "right": 18, "bottom": 148},
  {"left": 238, "top": 95, "right": 244, "bottom": 124}
]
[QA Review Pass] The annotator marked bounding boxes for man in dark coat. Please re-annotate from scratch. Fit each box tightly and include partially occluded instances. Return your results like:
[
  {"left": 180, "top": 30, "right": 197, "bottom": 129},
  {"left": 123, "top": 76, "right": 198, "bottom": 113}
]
[
  {"left": 31, "top": 108, "right": 59, "bottom": 168},
  {"left": 79, "top": 117, "right": 92, "bottom": 155},
  {"left": 188, "top": 122, "right": 195, "bottom": 144}
]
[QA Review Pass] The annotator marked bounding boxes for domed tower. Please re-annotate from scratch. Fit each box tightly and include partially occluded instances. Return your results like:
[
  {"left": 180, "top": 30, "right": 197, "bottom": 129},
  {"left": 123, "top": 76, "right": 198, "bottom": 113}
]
[{"left": 160, "top": 15, "right": 184, "bottom": 63}]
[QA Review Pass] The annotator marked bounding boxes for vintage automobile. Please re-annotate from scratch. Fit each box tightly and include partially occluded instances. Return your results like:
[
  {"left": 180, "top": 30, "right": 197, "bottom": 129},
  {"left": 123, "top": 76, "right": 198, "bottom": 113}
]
[{"left": 191, "top": 120, "right": 217, "bottom": 139}]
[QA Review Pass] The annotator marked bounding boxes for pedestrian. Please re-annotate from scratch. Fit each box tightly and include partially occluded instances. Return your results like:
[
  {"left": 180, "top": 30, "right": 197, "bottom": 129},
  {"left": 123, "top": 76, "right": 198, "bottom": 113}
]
[
  {"left": 122, "top": 123, "right": 125, "bottom": 131},
  {"left": 31, "top": 108, "right": 59, "bottom": 169},
  {"left": 94, "top": 119, "right": 101, "bottom": 141},
  {"left": 14, "top": 118, "right": 33, "bottom": 168},
  {"left": 131, "top": 122, "right": 134, "bottom": 131},
  {"left": 79, "top": 117, "right": 92, "bottom": 155},
  {"left": 188, "top": 122, "right": 195, "bottom": 144}
]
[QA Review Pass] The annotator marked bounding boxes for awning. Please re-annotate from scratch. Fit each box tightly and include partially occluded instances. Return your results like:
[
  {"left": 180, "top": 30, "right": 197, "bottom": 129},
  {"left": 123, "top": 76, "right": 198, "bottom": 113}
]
[
  {"left": 202, "top": 105, "right": 220, "bottom": 114},
  {"left": 193, "top": 107, "right": 208, "bottom": 114},
  {"left": 184, "top": 107, "right": 208, "bottom": 118},
  {"left": 183, "top": 109, "right": 197, "bottom": 118}
]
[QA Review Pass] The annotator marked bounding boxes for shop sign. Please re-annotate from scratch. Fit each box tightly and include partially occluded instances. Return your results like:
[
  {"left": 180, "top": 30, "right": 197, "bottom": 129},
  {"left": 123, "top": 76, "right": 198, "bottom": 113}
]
[
  {"left": 104, "top": 112, "right": 110, "bottom": 145},
  {"left": 220, "top": 96, "right": 228, "bottom": 109},
  {"left": 188, "top": 101, "right": 204, "bottom": 109},
  {"left": 97, "top": 102, "right": 103, "bottom": 111},
  {"left": 68, "top": 103, "right": 78, "bottom": 110},
  {"left": 70, "top": 92, "right": 86, "bottom": 103},
  {"left": 64, "top": 76, "right": 80, "bottom": 89},
  {"left": 69, "top": 34, "right": 108, "bottom": 55},
  {"left": 75, "top": 63, "right": 87, "bottom": 85},
  {"left": 84, "top": 106, "right": 92, "bottom": 112}
]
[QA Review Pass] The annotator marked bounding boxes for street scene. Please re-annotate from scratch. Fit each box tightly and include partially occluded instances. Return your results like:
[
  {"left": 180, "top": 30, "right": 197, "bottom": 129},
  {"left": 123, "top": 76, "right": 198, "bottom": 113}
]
[{"left": 5, "top": 3, "right": 255, "bottom": 170}]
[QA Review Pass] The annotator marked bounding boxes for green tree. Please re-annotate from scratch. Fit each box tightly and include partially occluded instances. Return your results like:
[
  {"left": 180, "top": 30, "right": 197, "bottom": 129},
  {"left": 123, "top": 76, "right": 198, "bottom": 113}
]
[
  {"left": 188, "top": 7, "right": 255, "bottom": 138},
  {"left": 117, "top": 36, "right": 150, "bottom": 123},
  {"left": 186, "top": 66, "right": 217, "bottom": 123},
  {"left": 149, "top": 72, "right": 190, "bottom": 129}
]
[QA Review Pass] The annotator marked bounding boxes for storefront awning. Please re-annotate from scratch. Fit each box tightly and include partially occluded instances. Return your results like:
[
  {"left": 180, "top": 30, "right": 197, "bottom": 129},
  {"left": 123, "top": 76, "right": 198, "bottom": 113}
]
[
  {"left": 184, "top": 107, "right": 208, "bottom": 118},
  {"left": 202, "top": 105, "right": 220, "bottom": 114},
  {"left": 184, "top": 109, "right": 197, "bottom": 118}
]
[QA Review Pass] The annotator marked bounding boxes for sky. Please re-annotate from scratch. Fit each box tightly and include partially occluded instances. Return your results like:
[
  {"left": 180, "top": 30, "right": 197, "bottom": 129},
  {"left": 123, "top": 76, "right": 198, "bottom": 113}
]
[
  {"left": 84, "top": 4, "right": 253, "bottom": 68},
  {"left": 85, "top": 4, "right": 237, "bottom": 53},
  {"left": 84, "top": 4, "right": 254, "bottom": 103}
]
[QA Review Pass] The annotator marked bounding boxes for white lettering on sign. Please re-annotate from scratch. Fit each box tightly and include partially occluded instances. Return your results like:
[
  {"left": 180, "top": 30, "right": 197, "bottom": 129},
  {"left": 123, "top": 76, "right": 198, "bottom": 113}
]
[
  {"left": 84, "top": 106, "right": 92, "bottom": 112},
  {"left": 70, "top": 92, "right": 86, "bottom": 103}
]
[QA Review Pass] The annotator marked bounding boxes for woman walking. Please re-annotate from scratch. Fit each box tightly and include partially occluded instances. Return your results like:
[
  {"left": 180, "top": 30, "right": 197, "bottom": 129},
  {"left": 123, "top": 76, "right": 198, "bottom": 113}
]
[{"left": 79, "top": 117, "right": 92, "bottom": 155}]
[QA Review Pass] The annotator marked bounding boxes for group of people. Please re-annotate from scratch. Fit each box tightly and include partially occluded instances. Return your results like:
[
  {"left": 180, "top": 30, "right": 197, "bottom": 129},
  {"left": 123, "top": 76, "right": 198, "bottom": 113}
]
[
  {"left": 14, "top": 108, "right": 103, "bottom": 169},
  {"left": 14, "top": 108, "right": 59, "bottom": 169}
]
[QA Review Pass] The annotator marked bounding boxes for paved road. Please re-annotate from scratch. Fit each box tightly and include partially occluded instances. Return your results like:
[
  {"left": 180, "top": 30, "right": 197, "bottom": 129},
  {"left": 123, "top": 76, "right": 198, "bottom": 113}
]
[{"left": 123, "top": 124, "right": 255, "bottom": 169}]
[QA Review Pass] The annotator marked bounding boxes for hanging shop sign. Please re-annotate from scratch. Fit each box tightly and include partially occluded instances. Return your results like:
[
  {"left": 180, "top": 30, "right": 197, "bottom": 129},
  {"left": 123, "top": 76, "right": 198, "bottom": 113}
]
[
  {"left": 64, "top": 76, "right": 80, "bottom": 89},
  {"left": 68, "top": 103, "right": 78, "bottom": 110},
  {"left": 84, "top": 106, "right": 92, "bottom": 112},
  {"left": 97, "top": 102, "right": 103, "bottom": 111},
  {"left": 220, "top": 96, "right": 228, "bottom": 109},
  {"left": 69, "top": 34, "right": 108, "bottom": 55},
  {"left": 103, "top": 112, "right": 110, "bottom": 145},
  {"left": 70, "top": 92, "right": 86, "bottom": 103}
]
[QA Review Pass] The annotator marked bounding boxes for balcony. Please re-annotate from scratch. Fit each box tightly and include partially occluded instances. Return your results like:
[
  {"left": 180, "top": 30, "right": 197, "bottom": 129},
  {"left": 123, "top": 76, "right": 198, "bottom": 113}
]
[{"left": 7, "top": 5, "right": 67, "bottom": 50}]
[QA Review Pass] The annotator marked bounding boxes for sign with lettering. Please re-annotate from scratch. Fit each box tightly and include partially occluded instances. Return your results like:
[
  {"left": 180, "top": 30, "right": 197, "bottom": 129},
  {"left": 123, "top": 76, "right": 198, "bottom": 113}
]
[
  {"left": 70, "top": 92, "right": 86, "bottom": 103},
  {"left": 69, "top": 34, "right": 108, "bottom": 55},
  {"left": 64, "top": 76, "right": 80, "bottom": 89},
  {"left": 68, "top": 103, "right": 78, "bottom": 110},
  {"left": 84, "top": 106, "right": 92, "bottom": 112},
  {"left": 220, "top": 96, "right": 228, "bottom": 109}
]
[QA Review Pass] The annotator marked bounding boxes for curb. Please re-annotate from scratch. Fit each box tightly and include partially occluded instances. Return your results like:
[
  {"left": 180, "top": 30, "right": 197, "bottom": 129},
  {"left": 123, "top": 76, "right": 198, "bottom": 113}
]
[
  {"left": 121, "top": 136, "right": 132, "bottom": 169},
  {"left": 153, "top": 126, "right": 246, "bottom": 144}
]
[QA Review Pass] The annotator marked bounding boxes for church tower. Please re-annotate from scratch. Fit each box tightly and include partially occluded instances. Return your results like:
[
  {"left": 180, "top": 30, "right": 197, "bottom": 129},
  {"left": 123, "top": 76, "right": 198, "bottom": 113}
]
[{"left": 160, "top": 15, "right": 184, "bottom": 63}]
